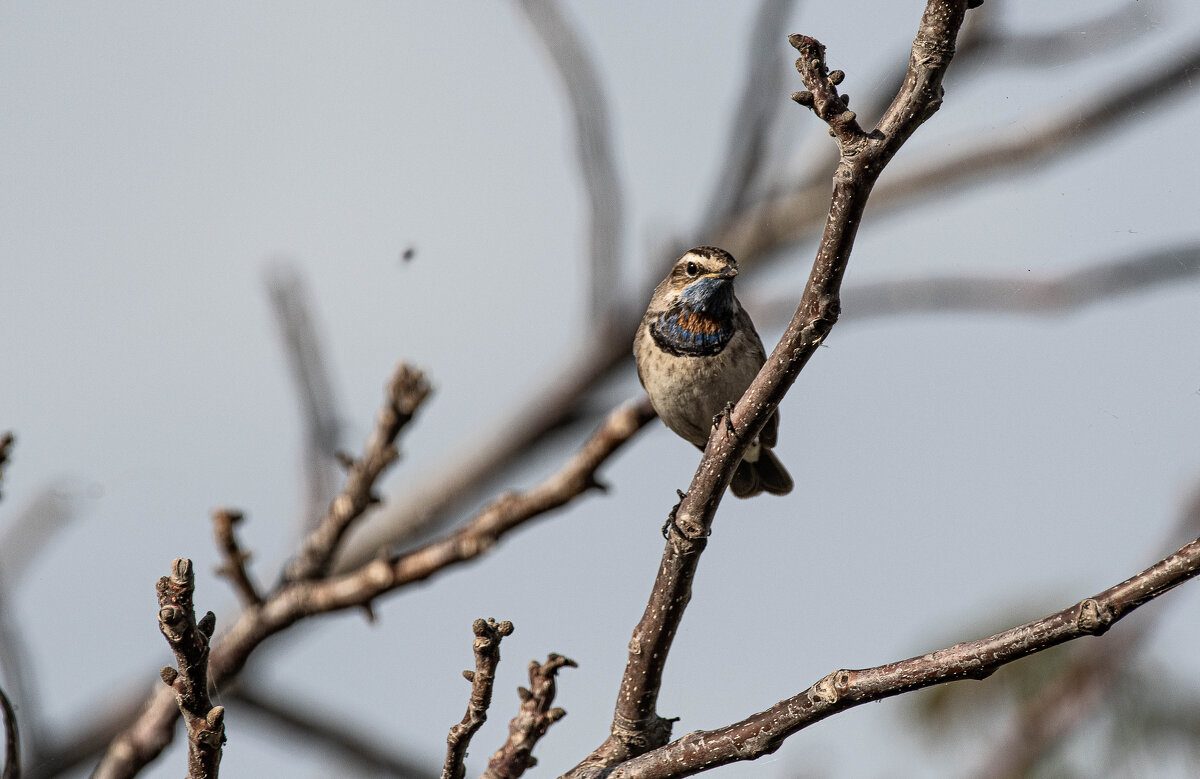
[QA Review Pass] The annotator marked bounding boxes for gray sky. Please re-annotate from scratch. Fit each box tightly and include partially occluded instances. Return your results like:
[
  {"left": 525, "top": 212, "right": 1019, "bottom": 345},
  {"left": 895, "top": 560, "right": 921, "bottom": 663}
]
[{"left": 3, "top": 1, "right": 1200, "bottom": 777}]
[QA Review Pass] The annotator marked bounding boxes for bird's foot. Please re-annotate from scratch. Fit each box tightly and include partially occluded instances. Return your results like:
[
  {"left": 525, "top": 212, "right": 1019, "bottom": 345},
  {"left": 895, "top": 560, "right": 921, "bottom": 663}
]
[
  {"left": 714, "top": 401, "right": 740, "bottom": 441},
  {"left": 661, "top": 489, "right": 688, "bottom": 539}
]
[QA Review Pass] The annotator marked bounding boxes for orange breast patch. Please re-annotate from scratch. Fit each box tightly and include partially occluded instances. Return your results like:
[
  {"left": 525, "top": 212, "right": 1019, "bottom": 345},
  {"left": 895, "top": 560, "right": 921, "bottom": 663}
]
[{"left": 679, "top": 312, "right": 722, "bottom": 335}]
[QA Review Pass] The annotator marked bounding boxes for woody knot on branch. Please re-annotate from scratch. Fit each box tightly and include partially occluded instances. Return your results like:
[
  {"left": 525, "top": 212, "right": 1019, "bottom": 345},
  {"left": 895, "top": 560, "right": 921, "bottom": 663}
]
[
  {"left": 284, "top": 362, "right": 432, "bottom": 582},
  {"left": 156, "top": 558, "right": 225, "bottom": 779}
]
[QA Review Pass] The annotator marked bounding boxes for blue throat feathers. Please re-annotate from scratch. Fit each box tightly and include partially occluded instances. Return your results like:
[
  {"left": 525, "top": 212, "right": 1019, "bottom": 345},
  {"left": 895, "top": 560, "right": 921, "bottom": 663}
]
[{"left": 650, "top": 277, "right": 735, "bottom": 356}]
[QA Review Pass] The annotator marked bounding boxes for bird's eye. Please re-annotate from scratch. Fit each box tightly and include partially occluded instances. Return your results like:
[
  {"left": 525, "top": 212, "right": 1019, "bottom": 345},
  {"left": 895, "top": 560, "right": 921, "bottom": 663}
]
[{"left": 685, "top": 261, "right": 699, "bottom": 276}]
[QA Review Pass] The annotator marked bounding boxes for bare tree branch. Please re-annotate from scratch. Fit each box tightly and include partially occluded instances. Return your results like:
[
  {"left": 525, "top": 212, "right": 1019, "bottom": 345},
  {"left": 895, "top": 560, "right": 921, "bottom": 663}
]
[
  {"left": 211, "top": 508, "right": 262, "bottom": 608},
  {"left": 32, "top": 678, "right": 439, "bottom": 779},
  {"left": 0, "top": 433, "right": 12, "bottom": 504},
  {"left": 1, "top": 684, "right": 18, "bottom": 779},
  {"left": 720, "top": 33, "right": 1200, "bottom": 262},
  {"left": 156, "top": 559, "right": 225, "bottom": 779},
  {"left": 964, "top": 0, "right": 1157, "bottom": 68},
  {"left": 972, "top": 481, "right": 1200, "bottom": 779},
  {"left": 232, "top": 683, "right": 433, "bottom": 778},
  {"left": 482, "top": 653, "right": 577, "bottom": 779},
  {"left": 265, "top": 262, "right": 346, "bottom": 534},
  {"left": 513, "top": 0, "right": 624, "bottom": 332},
  {"left": 303, "top": 397, "right": 653, "bottom": 614},
  {"left": 594, "top": 531, "right": 1200, "bottom": 779},
  {"left": 752, "top": 241, "right": 1200, "bottom": 325},
  {"left": 443, "top": 618, "right": 514, "bottom": 779},
  {"left": 92, "top": 396, "right": 653, "bottom": 779},
  {"left": 0, "top": 434, "right": 29, "bottom": 769},
  {"left": 700, "top": 0, "right": 799, "bottom": 229},
  {"left": 0, "top": 477, "right": 84, "bottom": 761},
  {"left": 758, "top": 0, "right": 1145, "bottom": 206},
  {"left": 569, "top": 4, "right": 973, "bottom": 774},
  {"left": 285, "top": 363, "right": 432, "bottom": 582},
  {"left": 334, "top": 342, "right": 629, "bottom": 572},
  {"left": 20, "top": 691, "right": 145, "bottom": 779},
  {"left": 0, "top": 604, "right": 34, "bottom": 770}
]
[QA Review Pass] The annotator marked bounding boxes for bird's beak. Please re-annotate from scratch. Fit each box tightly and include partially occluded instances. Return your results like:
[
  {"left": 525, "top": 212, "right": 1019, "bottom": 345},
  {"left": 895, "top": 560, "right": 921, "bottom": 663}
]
[{"left": 707, "top": 267, "right": 738, "bottom": 280}]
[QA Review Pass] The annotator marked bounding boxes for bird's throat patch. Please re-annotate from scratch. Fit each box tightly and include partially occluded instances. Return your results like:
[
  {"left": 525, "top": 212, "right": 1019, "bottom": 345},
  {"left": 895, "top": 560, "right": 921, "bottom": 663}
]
[{"left": 651, "top": 307, "right": 734, "bottom": 356}]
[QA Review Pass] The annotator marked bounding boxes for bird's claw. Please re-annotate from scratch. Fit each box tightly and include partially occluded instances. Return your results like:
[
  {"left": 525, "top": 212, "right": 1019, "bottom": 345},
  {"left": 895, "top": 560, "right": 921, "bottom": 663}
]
[
  {"left": 714, "top": 401, "right": 740, "bottom": 441},
  {"left": 661, "top": 489, "right": 688, "bottom": 539}
]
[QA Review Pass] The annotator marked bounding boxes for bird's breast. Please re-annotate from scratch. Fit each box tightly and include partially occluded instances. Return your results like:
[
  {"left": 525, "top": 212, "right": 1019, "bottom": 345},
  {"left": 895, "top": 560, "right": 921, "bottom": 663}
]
[{"left": 650, "top": 307, "right": 733, "bottom": 356}]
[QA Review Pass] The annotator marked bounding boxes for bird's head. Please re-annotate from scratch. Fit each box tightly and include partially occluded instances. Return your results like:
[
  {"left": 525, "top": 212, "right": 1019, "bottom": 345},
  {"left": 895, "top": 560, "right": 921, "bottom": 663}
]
[
  {"left": 646, "top": 247, "right": 741, "bottom": 356},
  {"left": 652, "top": 247, "right": 740, "bottom": 314}
]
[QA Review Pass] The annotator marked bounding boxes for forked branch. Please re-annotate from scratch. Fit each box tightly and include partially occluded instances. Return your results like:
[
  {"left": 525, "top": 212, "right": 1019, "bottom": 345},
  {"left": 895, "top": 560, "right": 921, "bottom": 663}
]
[
  {"left": 93, "top": 394, "right": 653, "bottom": 779},
  {"left": 212, "top": 508, "right": 262, "bottom": 607},
  {"left": 568, "top": 2, "right": 974, "bottom": 774},
  {"left": 442, "top": 618, "right": 514, "bottom": 779},
  {"left": 284, "top": 364, "right": 432, "bottom": 582},
  {"left": 483, "top": 653, "right": 577, "bottom": 779},
  {"left": 600, "top": 531, "right": 1200, "bottom": 779}
]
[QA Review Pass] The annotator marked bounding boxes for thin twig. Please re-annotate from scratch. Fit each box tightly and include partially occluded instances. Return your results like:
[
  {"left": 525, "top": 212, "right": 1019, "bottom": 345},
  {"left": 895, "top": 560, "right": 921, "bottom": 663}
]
[
  {"left": 442, "top": 618, "right": 514, "bottom": 779},
  {"left": 482, "top": 653, "right": 577, "bottom": 779},
  {"left": 301, "top": 398, "right": 654, "bottom": 615},
  {"left": 265, "top": 262, "right": 346, "bottom": 534},
  {"left": 0, "top": 603, "right": 34, "bottom": 768},
  {"left": 91, "top": 397, "right": 654, "bottom": 779},
  {"left": 0, "top": 433, "right": 12, "bottom": 503},
  {"left": 0, "top": 481, "right": 83, "bottom": 762},
  {"left": 1, "top": 684, "right": 18, "bottom": 779},
  {"left": 514, "top": 0, "right": 624, "bottom": 333},
  {"left": 598, "top": 531, "right": 1200, "bottom": 779},
  {"left": 211, "top": 508, "right": 262, "bottom": 607},
  {"left": 0, "top": 432, "right": 28, "bottom": 767},
  {"left": 156, "top": 559, "right": 225, "bottom": 779},
  {"left": 700, "top": 0, "right": 799, "bottom": 229},
  {"left": 569, "top": 4, "right": 973, "bottom": 774},
  {"left": 333, "top": 342, "right": 629, "bottom": 572},
  {"left": 284, "top": 363, "right": 432, "bottom": 582}
]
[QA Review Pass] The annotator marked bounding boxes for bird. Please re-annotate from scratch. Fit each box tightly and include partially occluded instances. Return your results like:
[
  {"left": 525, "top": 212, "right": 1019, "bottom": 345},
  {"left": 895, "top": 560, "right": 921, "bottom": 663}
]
[{"left": 634, "top": 246, "right": 792, "bottom": 498}]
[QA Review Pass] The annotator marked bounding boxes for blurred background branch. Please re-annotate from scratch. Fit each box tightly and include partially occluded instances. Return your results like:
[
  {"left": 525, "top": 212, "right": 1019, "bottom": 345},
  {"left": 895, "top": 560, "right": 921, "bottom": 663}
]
[
  {"left": 335, "top": 7, "right": 1200, "bottom": 575},
  {"left": 234, "top": 683, "right": 432, "bottom": 778},
  {"left": 265, "top": 262, "right": 345, "bottom": 534},
  {"left": 513, "top": 0, "right": 625, "bottom": 335},
  {"left": 971, "top": 480, "right": 1200, "bottom": 779}
]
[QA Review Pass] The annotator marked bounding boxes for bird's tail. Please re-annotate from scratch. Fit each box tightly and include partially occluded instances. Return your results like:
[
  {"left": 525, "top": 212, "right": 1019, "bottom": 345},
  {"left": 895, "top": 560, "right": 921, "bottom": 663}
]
[{"left": 730, "top": 448, "right": 793, "bottom": 498}]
